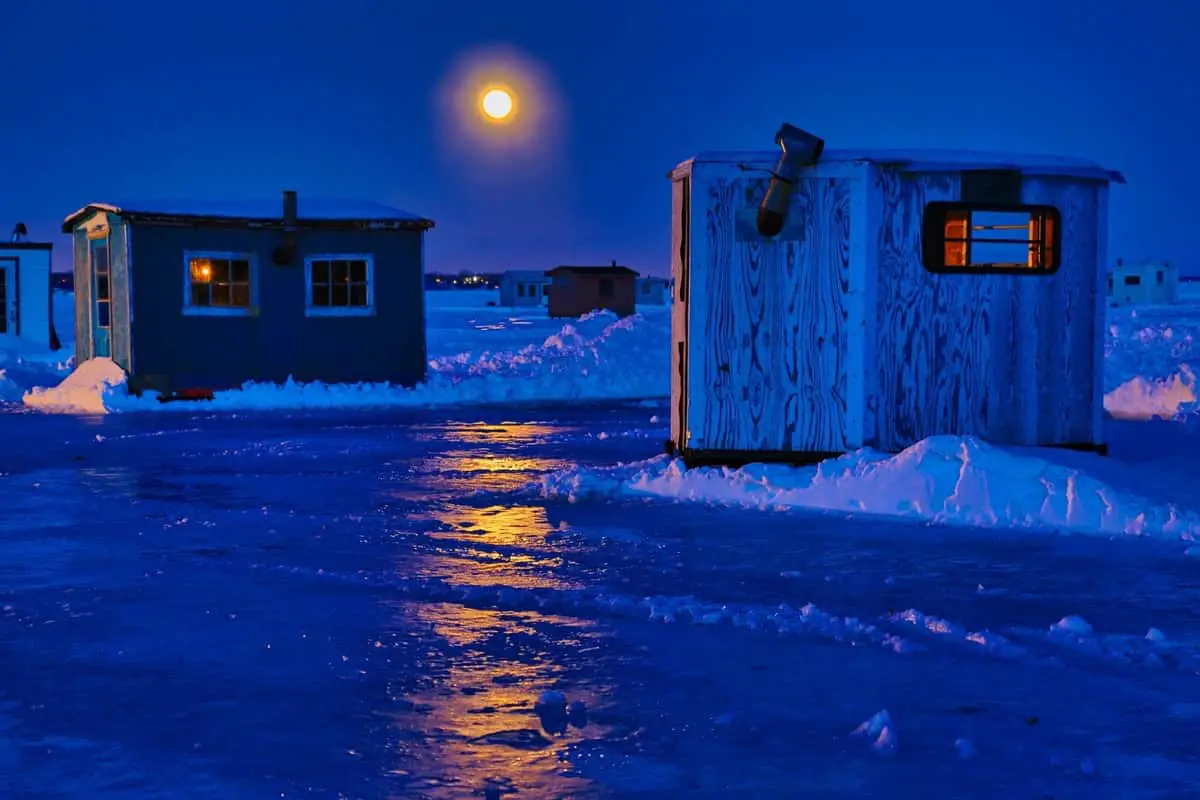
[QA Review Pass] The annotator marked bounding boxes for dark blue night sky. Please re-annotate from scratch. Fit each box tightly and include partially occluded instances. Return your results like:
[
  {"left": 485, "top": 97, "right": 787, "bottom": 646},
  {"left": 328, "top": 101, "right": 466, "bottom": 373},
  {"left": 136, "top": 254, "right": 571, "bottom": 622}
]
[{"left": 1, "top": 0, "right": 1195, "bottom": 276}]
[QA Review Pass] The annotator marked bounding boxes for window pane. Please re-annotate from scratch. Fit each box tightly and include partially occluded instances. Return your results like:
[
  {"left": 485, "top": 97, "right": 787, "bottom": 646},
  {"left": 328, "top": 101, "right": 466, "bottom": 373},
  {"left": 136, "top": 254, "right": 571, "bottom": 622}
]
[
  {"left": 349, "top": 284, "right": 367, "bottom": 306},
  {"left": 924, "top": 203, "right": 1060, "bottom": 273},
  {"left": 312, "top": 285, "right": 330, "bottom": 306},
  {"left": 231, "top": 283, "right": 250, "bottom": 307},
  {"left": 331, "top": 260, "right": 349, "bottom": 283},
  {"left": 230, "top": 259, "right": 250, "bottom": 283},
  {"left": 312, "top": 260, "right": 330, "bottom": 283},
  {"left": 211, "top": 283, "right": 233, "bottom": 306},
  {"left": 348, "top": 259, "right": 367, "bottom": 282},
  {"left": 331, "top": 284, "right": 349, "bottom": 306},
  {"left": 93, "top": 244, "right": 109, "bottom": 274},
  {"left": 190, "top": 283, "right": 211, "bottom": 306},
  {"left": 211, "top": 259, "right": 232, "bottom": 283},
  {"left": 96, "top": 274, "right": 110, "bottom": 301},
  {"left": 190, "top": 259, "right": 213, "bottom": 284},
  {"left": 97, "top": 300, "right": 111, "bottom": 327}
]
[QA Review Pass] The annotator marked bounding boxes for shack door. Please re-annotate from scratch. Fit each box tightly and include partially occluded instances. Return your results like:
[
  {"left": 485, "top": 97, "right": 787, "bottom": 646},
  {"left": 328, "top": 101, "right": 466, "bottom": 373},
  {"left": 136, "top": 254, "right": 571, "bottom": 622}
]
[
  {"left": 0, "top": 258, "right": 14, "bottom": 339},
  {"left": 90, "top": 237, "right": 112, "bottom": 358}
]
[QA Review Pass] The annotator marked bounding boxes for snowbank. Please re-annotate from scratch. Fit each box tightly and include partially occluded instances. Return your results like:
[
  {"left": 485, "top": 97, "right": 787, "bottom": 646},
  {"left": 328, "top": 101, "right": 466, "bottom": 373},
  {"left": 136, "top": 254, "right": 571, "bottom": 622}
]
[
  {"left": 21, "top": 311, "right": 671, "bottom": 414},
  {"left": 22, "top": 358, "right": 127, "bottom": 415},
  {"left": 1103, "top": 307, "right": 1199, "bottom": 420},
  {"left": 539, "top": 435, "right": 1200, "bottom": 539},
  {"left": 0, "top": 290, "right": 76, "bottom": 403},
  {"left": 14, "top": 288, "right": 1200, "bottom": 422},
  {"left": 1103, "top": 365, "right": 1196, "bottom": 420}
]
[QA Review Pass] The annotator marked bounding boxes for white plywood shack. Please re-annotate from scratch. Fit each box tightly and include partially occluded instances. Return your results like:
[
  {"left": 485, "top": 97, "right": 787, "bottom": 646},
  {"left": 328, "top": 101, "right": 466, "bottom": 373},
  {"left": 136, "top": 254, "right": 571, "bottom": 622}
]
[
  {"left": 668, "top": 147, "right": 1122, "bottom": 464},
  {"left": 0, "top": 242, "right": 54, "bottom": 349}
]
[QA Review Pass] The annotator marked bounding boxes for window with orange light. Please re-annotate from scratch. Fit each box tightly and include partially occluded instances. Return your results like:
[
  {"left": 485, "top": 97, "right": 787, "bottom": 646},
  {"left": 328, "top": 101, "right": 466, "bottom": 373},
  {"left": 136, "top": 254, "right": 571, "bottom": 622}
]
[
  {"left": 922, "top": 202, "right": 1060, "bottom": 274},
  {"left": 185, "top": 253, "right": 253, "bottom": 310}
]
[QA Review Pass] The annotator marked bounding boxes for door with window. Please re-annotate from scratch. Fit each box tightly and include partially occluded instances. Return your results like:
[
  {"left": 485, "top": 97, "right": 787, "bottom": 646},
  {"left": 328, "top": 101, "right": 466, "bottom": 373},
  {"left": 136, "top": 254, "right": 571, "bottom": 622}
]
[
  {"left": 91, "top": 238, "right": 111, "bottom": 357},
  {"left": 0, "top": 258, "right": 14, "bottom": 339}
]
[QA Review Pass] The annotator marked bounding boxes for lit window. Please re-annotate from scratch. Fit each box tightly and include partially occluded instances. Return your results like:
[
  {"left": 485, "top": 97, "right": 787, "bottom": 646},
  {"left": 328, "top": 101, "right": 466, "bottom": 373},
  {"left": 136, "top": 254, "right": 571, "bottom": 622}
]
[
  {"left": 306, "top": 255, "right": 374, "bottom": 316},
  {"left": 923, "top": 202, "right": 1060, "bottom": 274},
  {"left": 183, "top": 252, "right": 255, "bottom": 315}
]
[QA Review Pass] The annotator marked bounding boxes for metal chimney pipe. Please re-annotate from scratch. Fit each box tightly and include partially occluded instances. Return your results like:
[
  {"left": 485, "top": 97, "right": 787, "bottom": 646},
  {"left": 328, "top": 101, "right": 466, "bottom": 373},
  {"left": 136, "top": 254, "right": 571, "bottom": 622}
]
[
  {"left": 11, "top": 222, "right": 27, "bottom": 243},
  {"left": 757, "top": 123, "right": 825, "bottom": 238},
  {"left": 282, "top": 190, "right": 297, "bottom": 227},
  {"left": 271, "top": 191, "right": 300, "bottom": 266}
]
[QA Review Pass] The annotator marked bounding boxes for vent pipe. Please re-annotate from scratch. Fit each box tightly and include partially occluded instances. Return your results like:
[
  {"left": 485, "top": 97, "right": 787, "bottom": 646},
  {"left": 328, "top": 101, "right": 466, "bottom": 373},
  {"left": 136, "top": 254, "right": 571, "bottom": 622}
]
[
  {"left": 756, "top": 123, "right": 825, "bottom": 238},
  {"left": 11, "top": 222, "right": 26, "bottom": 243},
  {"left": 282, "top": 190, "right": 297, "bottom": 227},
  {"left": 272, "top": 190, "right": 299, "bottom": 266}
]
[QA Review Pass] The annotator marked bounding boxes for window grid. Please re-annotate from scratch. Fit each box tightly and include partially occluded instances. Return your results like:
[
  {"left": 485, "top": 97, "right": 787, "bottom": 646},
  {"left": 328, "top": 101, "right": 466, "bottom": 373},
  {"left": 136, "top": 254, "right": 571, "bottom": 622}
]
[
  {"left": 309, "top": 258, "right": 370, "bottom": 308},
  {"left": 187, "top": 256, "right": 253, "bottom": 309}
]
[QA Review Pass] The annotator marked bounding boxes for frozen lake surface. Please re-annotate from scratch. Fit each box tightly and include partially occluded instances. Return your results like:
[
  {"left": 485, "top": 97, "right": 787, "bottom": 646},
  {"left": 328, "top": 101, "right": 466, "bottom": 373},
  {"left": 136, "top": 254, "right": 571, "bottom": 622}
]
[{"left": 3, "top": 405, "right": 1200, "bottom": 798}]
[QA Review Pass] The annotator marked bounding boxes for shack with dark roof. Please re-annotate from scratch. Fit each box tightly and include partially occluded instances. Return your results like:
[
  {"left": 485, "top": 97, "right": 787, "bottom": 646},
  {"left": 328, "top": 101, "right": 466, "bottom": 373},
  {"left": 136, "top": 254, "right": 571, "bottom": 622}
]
[
  {"left": 61, "top": 191, "right": 434, "bottom": 397},
  {"left": 546, "top": 262, "right": 639, "bottom": 319}
]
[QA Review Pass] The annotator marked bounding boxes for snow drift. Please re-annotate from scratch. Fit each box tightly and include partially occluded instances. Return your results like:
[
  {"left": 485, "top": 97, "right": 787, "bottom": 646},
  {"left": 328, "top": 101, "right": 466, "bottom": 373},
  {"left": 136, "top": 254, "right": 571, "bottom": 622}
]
[
  {"left": 21, "top": 311, "right": 671, "bottom": 414},
  {"left": 539, "top": 435, "right": 1200, "bottom": 539}
]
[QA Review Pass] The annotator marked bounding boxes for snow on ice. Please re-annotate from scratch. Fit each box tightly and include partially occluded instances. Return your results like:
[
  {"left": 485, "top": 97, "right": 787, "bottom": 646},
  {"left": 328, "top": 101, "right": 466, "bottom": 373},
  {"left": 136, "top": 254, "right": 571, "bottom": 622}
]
[
  {"left": 19, "top": 307, "right": 669, "bottom": 415},
  {"left": 22, "top": 357, "right": 127, "bottom": 415},
  {"left": 539, "top": 435, "right": 1200, "bottom": 539},
  {"left": 7, "top": 288, "right": 1200, "bottom": 422},
  {"left": 7, "top": 289, "right": 1200, "bottom": 540}
]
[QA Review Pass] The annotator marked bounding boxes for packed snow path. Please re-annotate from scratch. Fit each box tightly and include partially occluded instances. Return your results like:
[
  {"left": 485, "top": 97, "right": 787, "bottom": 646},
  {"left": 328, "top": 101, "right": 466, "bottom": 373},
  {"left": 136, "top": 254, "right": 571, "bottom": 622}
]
[{"left": 1, "top": 405, "right": 1199, "bottom": 798}]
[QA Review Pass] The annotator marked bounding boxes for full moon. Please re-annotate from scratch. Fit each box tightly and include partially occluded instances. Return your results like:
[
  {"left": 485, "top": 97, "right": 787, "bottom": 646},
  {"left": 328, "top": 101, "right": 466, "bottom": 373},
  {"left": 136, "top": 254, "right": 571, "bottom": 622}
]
[{"left": 481, "top": 88, "right": 514, "bottom": 120}]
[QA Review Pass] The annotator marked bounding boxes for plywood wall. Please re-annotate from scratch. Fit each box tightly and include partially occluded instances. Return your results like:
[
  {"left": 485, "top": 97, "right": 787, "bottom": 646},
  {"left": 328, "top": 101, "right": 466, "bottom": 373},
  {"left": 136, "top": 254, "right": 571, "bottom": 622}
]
[
  {"left": 867, "top": 168, "right": 1102, "bottom": 451},
  {"left": 687, "top": 172, "right": 857, "bottom": 453}
]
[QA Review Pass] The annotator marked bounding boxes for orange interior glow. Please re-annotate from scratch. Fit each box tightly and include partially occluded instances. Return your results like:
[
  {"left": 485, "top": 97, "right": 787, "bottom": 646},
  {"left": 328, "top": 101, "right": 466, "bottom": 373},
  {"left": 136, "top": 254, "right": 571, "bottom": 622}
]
[
  {"left": 190, "top": 259, "right": 213, "bottom": 283},
  {"left": 943, "top": 211, "right": 970, "bottom": 267}
]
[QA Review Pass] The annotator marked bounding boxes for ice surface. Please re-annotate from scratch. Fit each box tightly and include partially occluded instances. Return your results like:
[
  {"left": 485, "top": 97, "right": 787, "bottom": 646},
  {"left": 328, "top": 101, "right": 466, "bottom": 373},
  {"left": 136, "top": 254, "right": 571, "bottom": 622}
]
[
  {"left": 4, "top": 401, "right": 1200, "bottom": 797},
  {"left": 851, "top": 709, "right": 898, "bottom": 756},
  {"left": 539, "top": 435, "right": 1200, "bottom": 539}
]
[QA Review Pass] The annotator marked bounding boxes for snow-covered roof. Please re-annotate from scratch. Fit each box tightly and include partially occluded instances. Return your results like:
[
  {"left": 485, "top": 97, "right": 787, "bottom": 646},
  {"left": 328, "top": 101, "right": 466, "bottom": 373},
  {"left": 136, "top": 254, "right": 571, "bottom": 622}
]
[
  {"left": 673, "top": 148, "right": 1125, "bottom": 183},
  {"left": 62, "top": 198, "right": 434, "bottom": 232}
]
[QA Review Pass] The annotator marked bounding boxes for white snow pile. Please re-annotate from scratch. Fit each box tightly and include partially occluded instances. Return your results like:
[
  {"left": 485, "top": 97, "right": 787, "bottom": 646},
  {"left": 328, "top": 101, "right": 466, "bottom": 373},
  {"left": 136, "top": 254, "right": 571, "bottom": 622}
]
[
  {"left": 539, "top": 435, "right": 1200, "bottom": 539},
  {"left": 1104, "top": 364, "right": 1196, "bottom": 421},
  {"left": 21, "top": 310, "right": 671, "bottom": 414},
  {"left": 1103, "top": 308, "right": 1200, "bottom": 420},
  {"left": 22, "top": 357, "right": 127, "bottom": 415}
]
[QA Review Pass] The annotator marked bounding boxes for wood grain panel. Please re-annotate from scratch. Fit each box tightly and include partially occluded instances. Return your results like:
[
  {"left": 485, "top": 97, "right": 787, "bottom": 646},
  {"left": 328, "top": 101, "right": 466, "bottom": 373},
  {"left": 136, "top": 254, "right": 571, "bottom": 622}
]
[{"left": 696, "top": 175, "right": 852, "bottom": 451}]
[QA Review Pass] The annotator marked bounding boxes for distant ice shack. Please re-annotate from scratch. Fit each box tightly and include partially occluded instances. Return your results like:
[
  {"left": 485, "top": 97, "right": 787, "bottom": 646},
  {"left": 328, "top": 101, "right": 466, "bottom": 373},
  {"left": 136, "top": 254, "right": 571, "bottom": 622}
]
[
  {"left": 62, "top": 193, "right": 434, "bottom": 397},
  {"left": 666, "top": 123, "right": 1123, "bottom": 467}
]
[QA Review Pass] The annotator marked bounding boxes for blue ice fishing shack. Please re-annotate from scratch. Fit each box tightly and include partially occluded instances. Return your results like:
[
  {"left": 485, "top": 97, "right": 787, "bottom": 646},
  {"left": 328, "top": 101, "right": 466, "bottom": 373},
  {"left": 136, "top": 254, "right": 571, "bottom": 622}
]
[
  {"left": 62, "top": 192, "right": 434, "bottom": 397},
  {"left": 666, "top": 123, "right": 1124, "bottom": 467}
]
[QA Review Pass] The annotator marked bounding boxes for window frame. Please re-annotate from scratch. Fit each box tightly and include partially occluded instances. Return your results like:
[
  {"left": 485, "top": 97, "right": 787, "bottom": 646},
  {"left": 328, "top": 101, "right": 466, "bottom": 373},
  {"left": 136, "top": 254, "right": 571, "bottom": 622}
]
[
  {"left": 182, "top": 250, "right": 258, "bottom": 317},
  {"left": 304, "top": 254, "right": 376, "bottom": 317},
  {"left": 93, "top": 238, "right": 112, "bottom": 329},
  {"left": 921, "top": 201, "right": 1062, "bottom": 276}
]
